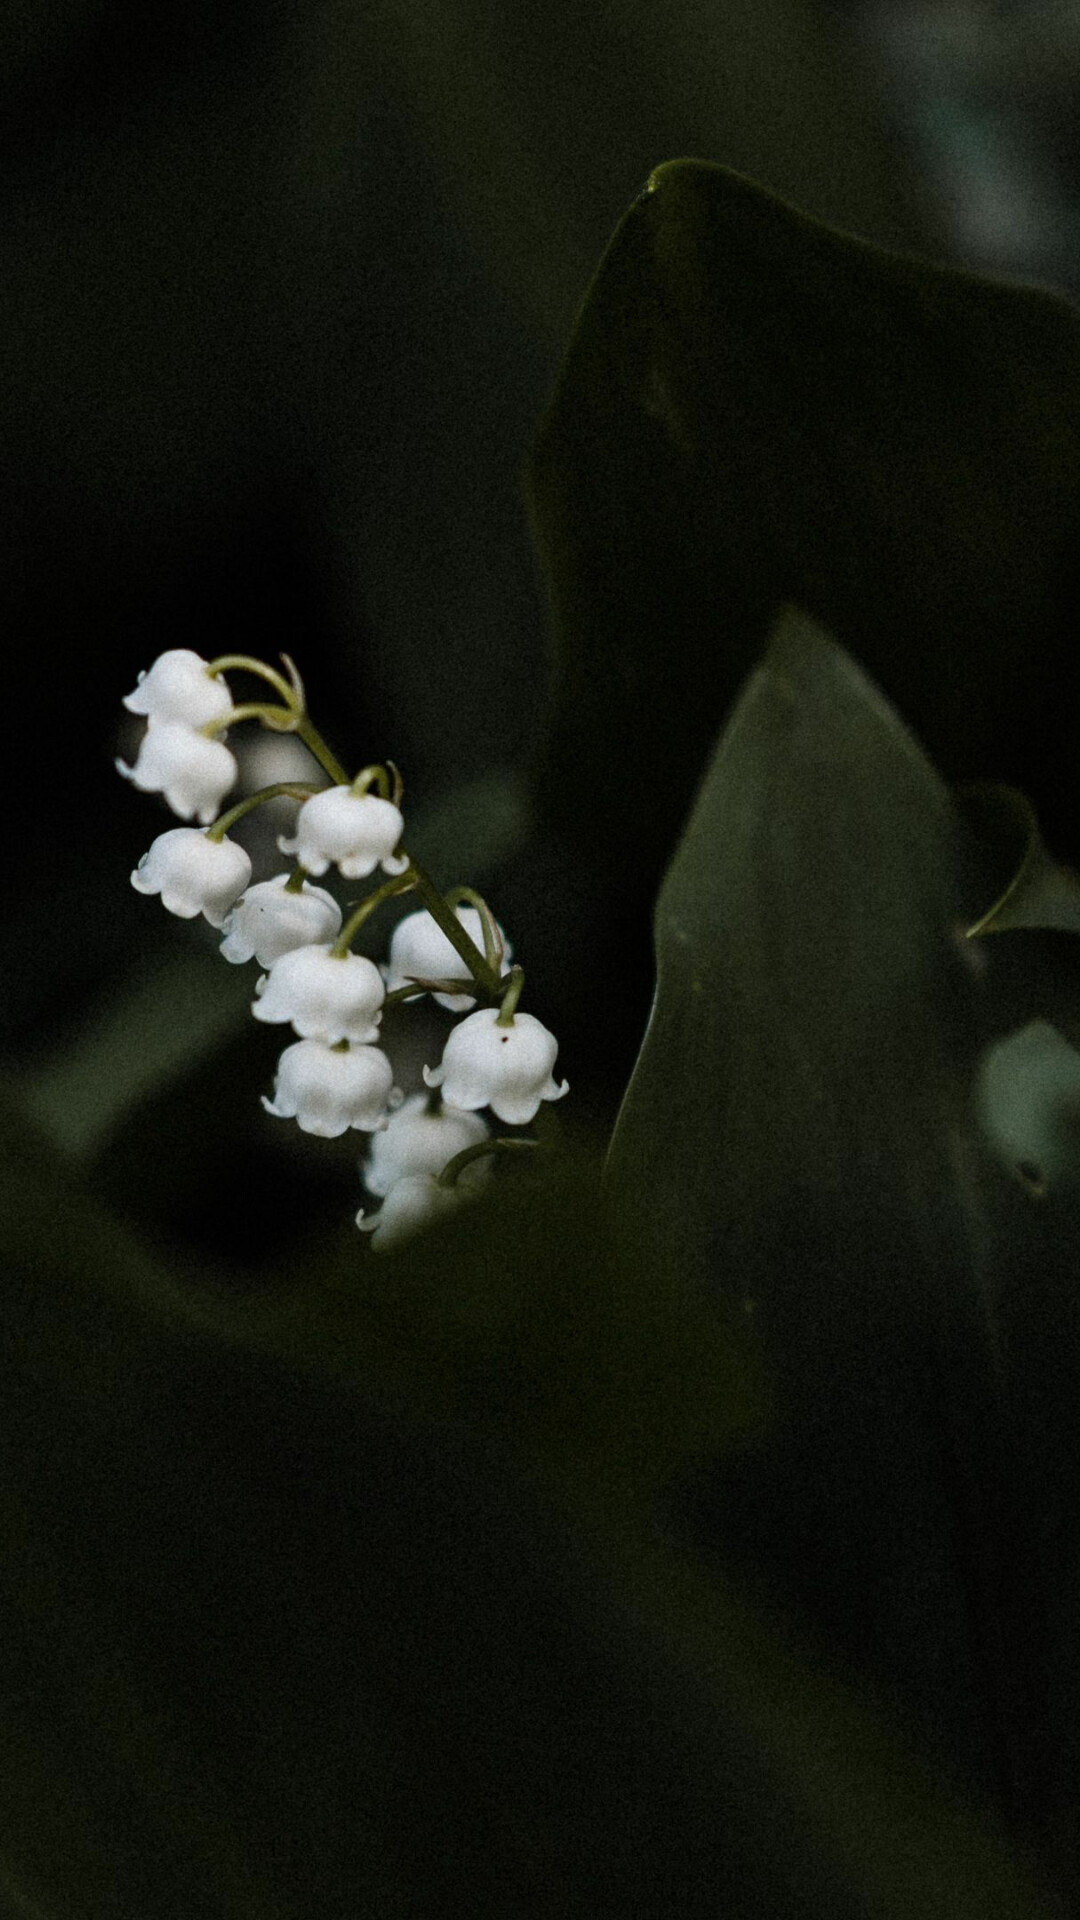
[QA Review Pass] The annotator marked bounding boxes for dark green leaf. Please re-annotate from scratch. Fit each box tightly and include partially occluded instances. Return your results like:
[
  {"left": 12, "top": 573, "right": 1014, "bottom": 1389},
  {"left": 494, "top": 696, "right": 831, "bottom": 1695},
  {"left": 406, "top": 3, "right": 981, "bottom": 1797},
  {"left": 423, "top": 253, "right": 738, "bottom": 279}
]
[
  {"left": 605, "top": 603, "right": 1080, "bottom": 1890},
  {"left": 522, "top": 160, "right": 1080, "bottom": 1098},
  {"left": 959, "top": 783, "right": 1080, "bottom": 938}
]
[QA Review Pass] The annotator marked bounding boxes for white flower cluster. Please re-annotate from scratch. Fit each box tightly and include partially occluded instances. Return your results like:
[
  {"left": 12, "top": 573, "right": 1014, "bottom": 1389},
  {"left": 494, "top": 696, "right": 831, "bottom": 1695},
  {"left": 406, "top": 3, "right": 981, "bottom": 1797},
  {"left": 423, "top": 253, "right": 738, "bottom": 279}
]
[{"left": 120, "top": 649, "right": 568, "bottom": 1251}]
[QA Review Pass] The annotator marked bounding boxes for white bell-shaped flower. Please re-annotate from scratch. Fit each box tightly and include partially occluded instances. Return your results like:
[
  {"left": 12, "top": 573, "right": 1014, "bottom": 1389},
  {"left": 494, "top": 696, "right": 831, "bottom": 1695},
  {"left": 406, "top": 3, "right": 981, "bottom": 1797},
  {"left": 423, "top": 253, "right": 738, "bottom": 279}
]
[
  {"left": 131, "top": 827, "right": 252, "bottom": 927},
  {"left": 252, "top": 942, "right": 385, "bottom": 1044},
  {"left": 362, "top": 1092, "right": 490, "bottom": 1197},
  {"left": 262, "top": 1039, "right": 395, "bottom": 1137},
  {"left": 383, "top": 906, "right": 512, "bottom": 1012},
  {"left": 117, "top": 720, "right": 238, "bottom": 824},
  {"left": 279, "top": 786, "right": 407, "bottom": 879},
  {"left": 423, "top": 1008, "right": 568, "bottom": 1126},
  {"left": 357, "top": 1170, "right": 478, "bottom": 1251},
  {"left": 123, "top": 649, "right": 234, "bottom": 730},
  {"left": 220, "top": 873, "right": 342, "bottom": 967}
]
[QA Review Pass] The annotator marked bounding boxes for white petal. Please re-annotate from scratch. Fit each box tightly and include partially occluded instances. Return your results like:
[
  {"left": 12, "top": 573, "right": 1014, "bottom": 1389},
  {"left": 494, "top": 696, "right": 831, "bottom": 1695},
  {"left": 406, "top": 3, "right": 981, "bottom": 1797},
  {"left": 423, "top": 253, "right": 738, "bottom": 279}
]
[
  {"left": 251, "top": 944, "right": 385, "bottom": 1045},
  {"left": 219, "top": 874, "right": 342, "bottom": 967},
  {"left": 284, "top": 788, "right": 405, "bottom": 880},
  {"left": 362, "top": 1092, "right": 489, "bottom": 1196},
  {"left": 263, "top": 1039, "right": 394, "bottom": 1136},
  {"left": 129, "top": 827, "right": 250, "bottom": 926},
  {"left": 125, "top": 722, "right": 237, "bottom": 823},
  {"left": 428, "top": 1008, "right": 566, "bottom": 1125},
  {"left": 384, "top": 906, "right": 511, "bottom": 1011},
  {"left": 122, "top": 650, "right": 234, "bottom": 729},
  {"left": 357, "top": 1171, "right": 469, "bottom": 1250}
]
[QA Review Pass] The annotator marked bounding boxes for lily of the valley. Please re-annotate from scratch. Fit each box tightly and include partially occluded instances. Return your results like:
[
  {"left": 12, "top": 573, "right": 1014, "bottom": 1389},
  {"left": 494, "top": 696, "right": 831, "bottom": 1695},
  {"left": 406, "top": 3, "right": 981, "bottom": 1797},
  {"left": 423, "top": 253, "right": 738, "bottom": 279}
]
[
  {"left": 383, "top": 906, "right": 512, "bottom": 1011},
  {"left": 252, "top": 942, "right": 385, "bottom": 1045},
  {"left": 130, "top": 827, "right": 252, "bottom": 926},
  {"left": 220, "top": 874, "right": 342, "bottom": 967},
  {"left": 362, "top": 1091, "right": 490, "bottom": 1197},
  {"left": 117, "top": 719, "right": 238, "bottom": 824},
  {"left": 122, "top": 648, "right": 234, "bottom": 730},
  {"left": 423, "top": 1007, "right": 568, "bottom": 1125},
  {"left": 357, "top": 1170, "right": 478, "bottom": 1251},
  {"left": 279, "top": 786, "right": 407, "bottom": 880},
  {"left": 262, "top": 1039, "right": 395, "bottom": 1136}
]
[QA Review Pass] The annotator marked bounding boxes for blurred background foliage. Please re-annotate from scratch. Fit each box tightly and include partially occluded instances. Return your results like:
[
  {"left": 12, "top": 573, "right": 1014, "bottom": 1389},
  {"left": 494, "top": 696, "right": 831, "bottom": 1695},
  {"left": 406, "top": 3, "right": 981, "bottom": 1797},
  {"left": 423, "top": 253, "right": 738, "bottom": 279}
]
[{"left": 3, "top": 2, "right": 1080, "bottom": 1913}]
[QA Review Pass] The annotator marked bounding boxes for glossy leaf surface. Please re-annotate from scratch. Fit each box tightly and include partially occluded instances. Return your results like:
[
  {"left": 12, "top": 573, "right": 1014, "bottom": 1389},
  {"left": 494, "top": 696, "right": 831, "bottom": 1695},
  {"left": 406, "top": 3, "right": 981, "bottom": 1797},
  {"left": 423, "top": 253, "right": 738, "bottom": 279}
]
[
  {"left": 523, "top": 160, "right": 1080, "bottom": 1099},
  {"left": 606, "top": 603, "right": 1080, "bottom": 1890}
]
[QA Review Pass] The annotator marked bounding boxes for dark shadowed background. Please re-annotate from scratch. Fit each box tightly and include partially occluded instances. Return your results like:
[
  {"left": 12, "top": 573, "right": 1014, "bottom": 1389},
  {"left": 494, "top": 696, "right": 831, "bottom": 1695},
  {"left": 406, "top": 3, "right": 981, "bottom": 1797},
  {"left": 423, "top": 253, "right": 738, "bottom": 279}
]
[{"left": 3, "top": 4, "right": 1080, "bottom": 1915}]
